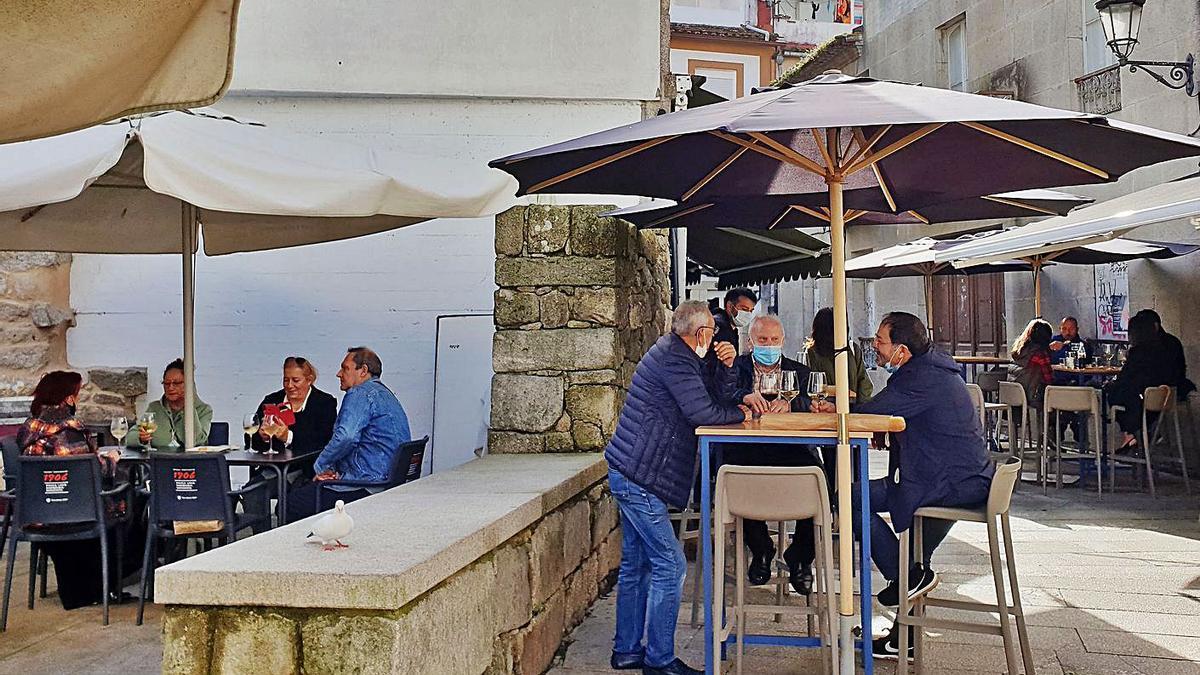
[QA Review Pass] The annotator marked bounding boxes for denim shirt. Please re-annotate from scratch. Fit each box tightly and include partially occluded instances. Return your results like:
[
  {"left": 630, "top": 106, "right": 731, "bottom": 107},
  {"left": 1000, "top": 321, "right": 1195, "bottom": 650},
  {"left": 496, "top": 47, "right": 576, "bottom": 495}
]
[{"left": 313, "top": 378, "right": 411, "bottom": 483}]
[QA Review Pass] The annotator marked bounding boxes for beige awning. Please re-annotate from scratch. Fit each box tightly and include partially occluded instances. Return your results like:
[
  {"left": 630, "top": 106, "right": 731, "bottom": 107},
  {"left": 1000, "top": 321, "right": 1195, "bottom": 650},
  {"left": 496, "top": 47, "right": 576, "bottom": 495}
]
[{"left": 0, "top": 0, "right": 238, "bottom": 145}]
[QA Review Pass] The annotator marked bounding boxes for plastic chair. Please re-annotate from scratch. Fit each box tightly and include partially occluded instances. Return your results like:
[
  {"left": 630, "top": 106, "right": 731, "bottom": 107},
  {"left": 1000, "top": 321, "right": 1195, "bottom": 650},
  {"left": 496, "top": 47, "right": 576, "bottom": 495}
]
[
  {"left": 207, "top": 422, "right": 229, "bottom": 446},
  {"left": 136, "top": 453, "right": 271, "bottom": 624},
  {"left": 314, "top": 436, "right": 429, "bottom": 512},
  {"left": 1042, "top": 385, "right": 1103, "bottom": 496},
  {"left": 2, "top": 455, "right": 131, "bottom": 629},
  {"left": 1110, "top": 385, "right": 1192, "bottom": 497},
  {"left": 0, "top": 436, "right": 19, "bottom": 559},
  {"left": 967, "top": 384, "right": 1007, "bottom": 462},
  {"left": 713, "top": 466, "right": 838, "bottom": 675},
  {"left": 997, "top": 382, "right": 1039, "bottom": 476},
  {"left": 405, "top": 439, "right": 426, "bottom": 483},
  {"left": 896, "top": 457, "right": 1033, "bottom": 674}
]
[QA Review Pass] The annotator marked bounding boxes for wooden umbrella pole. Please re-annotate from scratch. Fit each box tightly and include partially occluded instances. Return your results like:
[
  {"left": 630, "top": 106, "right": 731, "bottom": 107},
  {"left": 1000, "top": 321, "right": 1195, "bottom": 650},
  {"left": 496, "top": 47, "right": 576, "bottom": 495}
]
[
  {"left": 924, "top": 272, "right": 934, "bottom": 327},
  {"left": 182, "top": 203, "right": 197, "bottom": 449},
  {"left": 826, "top": 128, "right": 855, "bottom": 675},
  {"left": 1033, "top": 259, "right": 1043, "bottom": 317}
]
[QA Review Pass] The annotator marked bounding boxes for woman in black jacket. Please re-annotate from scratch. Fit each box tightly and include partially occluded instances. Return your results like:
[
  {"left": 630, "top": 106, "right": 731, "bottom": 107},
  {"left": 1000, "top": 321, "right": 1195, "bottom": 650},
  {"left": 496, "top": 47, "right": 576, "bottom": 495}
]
[
  {"left": 251, "top": 357, "right": 338, "bottom": 466},
  {"left": 1107, "top": 313, "right": 1183, "bottom": 453}
]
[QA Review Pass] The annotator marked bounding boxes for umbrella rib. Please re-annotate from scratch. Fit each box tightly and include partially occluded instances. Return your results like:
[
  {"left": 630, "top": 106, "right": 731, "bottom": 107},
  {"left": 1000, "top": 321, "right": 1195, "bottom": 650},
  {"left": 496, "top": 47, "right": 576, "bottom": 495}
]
[
  {"left": 981, "top": 195, "right": 1058, "bottom": 217},
  {"left": 872, "top": 163, "right": 898, "bottom": 212},
  {"left": 716, "top": 227, "right": 824, "bottom": 257},
  {"left": 812, "top": 129, "right": 835, "bottom": 172},
  {"left": 843, "top": 123, "right": 945, "bottom": 177},
  {"left": 785, "top": 205, "right": 831, "bottom": 225},
  {"left": 647, "top": 202, "right": 714, "bottom": 227},
  {"left": 769, "top": 207, "right": 796, "bottom": 229},
  {"left": 959, "top": 122, "right": 1109, "bottom": 179},
  {"left": 708, "top": 131, "right": 801, "bottom": 169},
  {"left": 682, "top": 144, "right": 751, "bottom": 201},
  {"left": 717, "top": 251, "right": 824, "bottom": 275},
  {"left": 844, "top": 210, "right": 868, "bottom": 224},
  {"left": 745, "top": 132, "right": 827, "bottom": 176},
  {"left": 844, "top": 127, "right": 891, "bottom": 172},
  {"left": 526, "top": 135, "right": 679, "bottom": 193},
  {"left": 906, "top": 210, "right": 930, "bottom": 224}
]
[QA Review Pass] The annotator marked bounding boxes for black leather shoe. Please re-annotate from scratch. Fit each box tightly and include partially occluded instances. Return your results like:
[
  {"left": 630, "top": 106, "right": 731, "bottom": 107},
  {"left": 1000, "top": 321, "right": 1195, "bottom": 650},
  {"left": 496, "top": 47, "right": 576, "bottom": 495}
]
[
  {"left": 610, "top": 652, "right": 644, "bottom": 670},
  {"left": 747, "top": 545, "right": 775, "bottom": 586},
  {"left": 782, "top": 548, "right": 814, "bottom": 595},
  {"left": 642, "top": 657, "right": 703, "bottom": 675}
]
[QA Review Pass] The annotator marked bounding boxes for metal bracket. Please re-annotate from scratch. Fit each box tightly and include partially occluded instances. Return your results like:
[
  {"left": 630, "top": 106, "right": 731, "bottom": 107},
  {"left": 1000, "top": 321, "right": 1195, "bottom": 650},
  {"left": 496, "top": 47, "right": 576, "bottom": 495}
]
[{"left": 1121, "top": 53, "right": 1200, "bottom": 135}]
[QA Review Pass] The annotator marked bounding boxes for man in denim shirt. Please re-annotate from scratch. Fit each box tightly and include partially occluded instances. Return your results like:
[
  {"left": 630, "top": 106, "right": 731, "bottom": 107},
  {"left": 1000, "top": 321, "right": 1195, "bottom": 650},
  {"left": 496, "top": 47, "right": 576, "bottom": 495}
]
[{"left": 286, "top": 346, "right": 411, "bottom": 521}]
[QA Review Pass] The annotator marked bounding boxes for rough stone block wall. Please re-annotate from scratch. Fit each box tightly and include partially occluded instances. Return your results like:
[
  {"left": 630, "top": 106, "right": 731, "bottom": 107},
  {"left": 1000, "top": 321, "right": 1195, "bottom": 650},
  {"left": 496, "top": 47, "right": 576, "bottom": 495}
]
[
  {"left": 161, "top": 479, "right": 622, "bottom": 675},
  {"left": 489, "top": 205, "right": 671, "bottom": 454},
  {"left": 0, "top": 252, "right": 146, "bottom": 424}
]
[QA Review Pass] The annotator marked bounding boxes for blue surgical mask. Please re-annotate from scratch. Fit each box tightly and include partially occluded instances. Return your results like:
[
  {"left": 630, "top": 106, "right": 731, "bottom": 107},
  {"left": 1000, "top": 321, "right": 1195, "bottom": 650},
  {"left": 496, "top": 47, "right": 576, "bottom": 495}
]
[
  {"left": 752, "top": 345, "right": 782, "bottom": 366},
  {"left": 882, "top": 347, "right": 903, "bottom": 374}
]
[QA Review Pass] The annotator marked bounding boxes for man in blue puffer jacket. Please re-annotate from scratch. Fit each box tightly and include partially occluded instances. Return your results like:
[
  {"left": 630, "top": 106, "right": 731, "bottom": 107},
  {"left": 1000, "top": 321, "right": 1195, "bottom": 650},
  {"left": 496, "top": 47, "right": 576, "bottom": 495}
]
[{"left": 605, "top": 300, "right": 751, "bottom": 675}]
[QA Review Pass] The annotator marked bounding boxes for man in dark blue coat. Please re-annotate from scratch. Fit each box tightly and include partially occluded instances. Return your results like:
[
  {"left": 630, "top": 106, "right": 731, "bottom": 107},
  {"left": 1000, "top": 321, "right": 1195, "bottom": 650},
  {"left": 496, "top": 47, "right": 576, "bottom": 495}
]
[
  {"left": 605, "top": 300, "right": 750, "bottom": 675},
  {"left": 845, "top": 312, "right": 993, "bottom": 659}
]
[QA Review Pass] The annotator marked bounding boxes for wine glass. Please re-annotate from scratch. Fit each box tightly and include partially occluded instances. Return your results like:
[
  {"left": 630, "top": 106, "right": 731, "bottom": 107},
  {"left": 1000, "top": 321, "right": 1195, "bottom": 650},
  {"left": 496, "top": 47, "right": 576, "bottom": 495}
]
[
  {"left": 109, "top": 416, "right": 128, "bottom": 446},
  {"left": 808, "top": 372, "right": 828, "bottom": 409},
  {"left": 779, "top": 371, "right": 799, "bottom": 411},
  {"left": 757, "top": 370, "right": 781, "bottom": 402},
  {"left": 137, "top": 411, "right": 157, "bottom": 449},
  {"left": 261, "top": 413, "right": 282, "bottom": 455},
  {"left": 242, "top": 413, "right": 260, "bottom": 451}
]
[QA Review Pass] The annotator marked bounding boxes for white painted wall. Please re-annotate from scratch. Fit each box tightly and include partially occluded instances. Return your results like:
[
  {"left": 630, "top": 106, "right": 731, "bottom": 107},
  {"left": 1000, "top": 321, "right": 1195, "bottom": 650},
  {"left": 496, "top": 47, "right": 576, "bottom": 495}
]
[
  {"left": 67, "top": 0, "right": 660, "bottom": 440},
  {"left": 670, "top": 0, "right": 752, "bottom": 27}
]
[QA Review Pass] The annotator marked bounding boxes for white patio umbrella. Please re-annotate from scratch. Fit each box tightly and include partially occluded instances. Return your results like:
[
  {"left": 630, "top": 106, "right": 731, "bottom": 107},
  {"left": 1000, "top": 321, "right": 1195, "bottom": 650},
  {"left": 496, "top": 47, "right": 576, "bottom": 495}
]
[
  {"left": 1, "top": 1, "right": 240, "bottom": 144},
  {"left": 0, "top": 110, "right": 517, "bottom": 446}
]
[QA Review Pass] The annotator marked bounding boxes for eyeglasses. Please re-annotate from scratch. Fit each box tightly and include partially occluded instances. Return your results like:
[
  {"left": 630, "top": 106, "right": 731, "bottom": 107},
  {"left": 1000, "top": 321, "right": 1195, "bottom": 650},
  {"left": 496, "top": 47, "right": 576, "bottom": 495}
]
[{"left": 162, "top": 380, "right": 185, "bottom": 389}]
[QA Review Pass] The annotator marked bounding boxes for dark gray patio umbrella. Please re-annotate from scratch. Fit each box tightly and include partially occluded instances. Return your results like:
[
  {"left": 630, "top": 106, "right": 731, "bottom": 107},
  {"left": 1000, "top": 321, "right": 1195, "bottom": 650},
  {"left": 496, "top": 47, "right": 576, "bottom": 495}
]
[
  {"left": 684, "top": 227, "right": 831, "bottom": 288},
  {"left": 604, "top": 189, "right": 1093, "bottom": 230},
  {"left": 490, "top": 72, "right": 1200, "bottom": 670}
]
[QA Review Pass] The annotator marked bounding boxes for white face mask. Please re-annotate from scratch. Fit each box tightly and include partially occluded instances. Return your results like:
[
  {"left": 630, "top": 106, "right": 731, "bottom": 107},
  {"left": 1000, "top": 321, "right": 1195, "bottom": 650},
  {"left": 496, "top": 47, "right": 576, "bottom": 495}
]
[
  {"left": 732, "top": 311, "right": 751, "bottom": 329},
  {"left": 694, "top": 343, "right": 709, "bottom": 359}
]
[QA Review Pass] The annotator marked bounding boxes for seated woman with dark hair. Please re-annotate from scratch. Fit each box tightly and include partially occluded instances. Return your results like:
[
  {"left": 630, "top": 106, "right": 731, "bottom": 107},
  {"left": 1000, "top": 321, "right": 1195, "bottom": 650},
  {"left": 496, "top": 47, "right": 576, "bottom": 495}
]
[
  {"left": 17, "top": 371, "right": 126, "bottom": 609},
  {"left": 1010, "top": 318, "right": 1054, "bottom": 411},
  {"left": 127, "top": 358, "right": 212, "bottom": 449},
  {"left": 251, "top": 356, "right": 338, "bottom": 460},
  {"left": 1107, "top": 312, "right": 1182, "bottom": 453}
]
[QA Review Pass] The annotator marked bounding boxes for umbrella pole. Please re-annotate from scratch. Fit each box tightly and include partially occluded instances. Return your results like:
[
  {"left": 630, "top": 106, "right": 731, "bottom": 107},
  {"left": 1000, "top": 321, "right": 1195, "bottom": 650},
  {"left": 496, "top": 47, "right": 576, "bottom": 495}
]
[
  {"left": 827, "top": 160, "right": 855, "bottom": 674},
  {"left": 923, "top": 272, "right": 934, "bottom": 327},
  {"left": 1033, "top": 260, "right": 1043, "bottom": 317},
  {"left": 182, "top": 204, "right": 197, "bottom": 449}
]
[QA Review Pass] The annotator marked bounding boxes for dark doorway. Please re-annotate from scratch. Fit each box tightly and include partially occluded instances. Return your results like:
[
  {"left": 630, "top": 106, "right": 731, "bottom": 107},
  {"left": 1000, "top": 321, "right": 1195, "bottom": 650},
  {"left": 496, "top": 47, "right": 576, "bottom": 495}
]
[{"left": 931, "top": 273, "right": 1006, "bottom": 356}]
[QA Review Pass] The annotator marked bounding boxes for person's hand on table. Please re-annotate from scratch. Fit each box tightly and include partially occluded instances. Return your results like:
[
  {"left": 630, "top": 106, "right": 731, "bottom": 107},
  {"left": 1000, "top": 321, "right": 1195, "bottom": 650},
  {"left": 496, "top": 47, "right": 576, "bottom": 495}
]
[
  {"left": 1049, "top": 340, "right": 1064, "bottom": 351},
  {"left": 767, "top": 398, "right": 791, "bottom": 414},
  {"left": 742, "top": 392, "right": 770, "bottom": 415},
  {"left": 258, "top": 427, "right": 272, "bottom": 441},
  {"left": 138, "top": 428, "right": 152, "bottom": 445},
  {"left": 738, "top": 404, "right": 753, "bottom": 422},
  {"left": 714, "top": 341, "right": 736, "bottom": 368},
  {"left": 98, "top": 448, "right": 121, "bottom": 472},
  {"left": 270, "top": 425, "right": 288, "bottom": 441},
  {"left": 809, "top": 399, "right": 835, "bottom": 413},
  {"left": 314, "top": 470, "right": 339, "bottom": 482}
]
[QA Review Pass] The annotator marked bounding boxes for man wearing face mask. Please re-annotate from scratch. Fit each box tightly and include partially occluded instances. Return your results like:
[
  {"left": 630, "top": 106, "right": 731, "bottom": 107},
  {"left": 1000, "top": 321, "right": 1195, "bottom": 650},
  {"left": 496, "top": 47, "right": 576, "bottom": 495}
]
[
  {"left": 725, "top": 315, "right": 822, "bottom": 595},
  {"left": 817, "top": 312, "right": 994, "bottom": 660},
  {"left": 709, "top": 287, "right": 758, "bottom": 354},
  {"left": 605, "top": 300, "right": 750, "bottom": 675}
]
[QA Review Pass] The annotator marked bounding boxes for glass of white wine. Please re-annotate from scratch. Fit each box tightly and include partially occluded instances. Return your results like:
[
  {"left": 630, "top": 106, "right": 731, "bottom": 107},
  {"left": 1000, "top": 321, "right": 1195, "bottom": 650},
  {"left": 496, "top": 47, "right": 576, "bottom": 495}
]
[
  {"left": 808, "top": 372, "right": 828, "bottom": 410},
  {"left": 261, "top": 413, "right": 282, "bottom": 455},
  {"left": 779, "top": 371, "right": 799, "bottom": 412},
  {"left": 110, "top": 416, "right": 128, "bottom": 446},
  {"left": 243, "top": 413, "right": 260, "bottom": 451},
  {"left": 137, "top": 411, "right": 157, "bottom": 449}
]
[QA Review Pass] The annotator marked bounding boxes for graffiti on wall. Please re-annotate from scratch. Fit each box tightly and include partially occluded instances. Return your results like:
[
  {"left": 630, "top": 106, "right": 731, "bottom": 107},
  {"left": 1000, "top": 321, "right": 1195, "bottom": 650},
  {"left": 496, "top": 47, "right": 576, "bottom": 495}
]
[{"left": 1095, "top": 262, "right": 1129, "bottom": 340}]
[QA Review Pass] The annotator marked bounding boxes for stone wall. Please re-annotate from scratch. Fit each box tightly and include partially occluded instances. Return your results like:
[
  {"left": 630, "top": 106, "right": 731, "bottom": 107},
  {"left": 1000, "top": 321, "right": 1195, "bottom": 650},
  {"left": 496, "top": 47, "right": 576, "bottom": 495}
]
[
  {"left": 0, "top": 252, "right": 147, "bottom": 424},
  {"left": 161, "top": 469, "right": 622, "bottom": 675},
  {"left": 489, "top": 205, "right": 671, "bottom": 455}
]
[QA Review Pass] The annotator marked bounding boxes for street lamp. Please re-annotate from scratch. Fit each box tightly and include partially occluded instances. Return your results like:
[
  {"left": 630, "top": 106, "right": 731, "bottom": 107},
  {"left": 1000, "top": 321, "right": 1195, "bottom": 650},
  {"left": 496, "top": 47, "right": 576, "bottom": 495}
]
[{"left": 1096, "top": 0, "right": 1197, "bottom": 114}]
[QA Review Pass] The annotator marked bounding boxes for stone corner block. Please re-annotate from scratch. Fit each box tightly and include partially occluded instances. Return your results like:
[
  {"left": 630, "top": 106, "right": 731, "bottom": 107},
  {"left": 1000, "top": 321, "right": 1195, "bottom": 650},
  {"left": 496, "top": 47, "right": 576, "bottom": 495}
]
[
  {"left": 493, "top": 328, "right": 619, "bottom": 373},
  {"left": 495, "top": 207, "right": 526, "bottom": 256},
  {"left": 495, "top": 257, "right": 617, "bottom": 288},
  {"left": 570, "top": 204, "right": 624, "bottom": 257},
  {"left": 525, "top": 204, "right": 570, "bottom": 255},
  {"left": 490, "top": 373, "right": 564, "bottom": 433},
  {"left": 211, "top": 609, "right": 299, "bottom": 675},
  {"left": 488, "top": 430, "right": 545, "bottom": 455},
  {"left": 162, "top": 607, "right": 215, "bottom": 675}
]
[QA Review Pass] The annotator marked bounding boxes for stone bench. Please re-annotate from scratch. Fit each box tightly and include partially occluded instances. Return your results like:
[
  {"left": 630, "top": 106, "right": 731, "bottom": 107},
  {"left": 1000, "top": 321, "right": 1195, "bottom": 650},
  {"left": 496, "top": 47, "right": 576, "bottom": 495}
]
[{"left": 158, "top": 453, "right": 620, "bottom": 675}]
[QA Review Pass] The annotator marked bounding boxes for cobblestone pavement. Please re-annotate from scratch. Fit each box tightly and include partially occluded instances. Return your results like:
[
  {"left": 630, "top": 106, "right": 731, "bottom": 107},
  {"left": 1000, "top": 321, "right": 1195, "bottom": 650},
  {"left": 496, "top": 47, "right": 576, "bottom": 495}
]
[{"left": 550, "top": 476, "right": 1200, "bottom": 675}]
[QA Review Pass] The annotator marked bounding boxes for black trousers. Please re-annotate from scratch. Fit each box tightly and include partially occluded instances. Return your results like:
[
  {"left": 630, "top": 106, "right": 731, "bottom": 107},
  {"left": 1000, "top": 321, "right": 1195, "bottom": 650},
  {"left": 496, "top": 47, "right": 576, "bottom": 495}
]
[
  {"left": 285, "top": 480, "right": 371, "bottom": 522},
  {"left": 722, "top": 444, "right": 824, "bottom": 566},
  {"left": 41, "top": 534, "right": 121, "bottom": 610}
]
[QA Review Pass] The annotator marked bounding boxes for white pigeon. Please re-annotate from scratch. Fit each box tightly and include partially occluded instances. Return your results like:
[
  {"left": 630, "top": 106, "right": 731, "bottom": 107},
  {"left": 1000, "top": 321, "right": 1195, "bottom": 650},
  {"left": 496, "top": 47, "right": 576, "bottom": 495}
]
[{"left": 307, "top": 499, "right": 354, "bottom": 551}]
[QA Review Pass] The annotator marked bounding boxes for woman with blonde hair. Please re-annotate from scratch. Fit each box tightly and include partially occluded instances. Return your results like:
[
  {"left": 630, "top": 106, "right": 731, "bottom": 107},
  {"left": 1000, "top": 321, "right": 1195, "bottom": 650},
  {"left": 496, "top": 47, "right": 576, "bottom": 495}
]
[{"left": 250, "top": 356, "right": 338, "bottom": 457}]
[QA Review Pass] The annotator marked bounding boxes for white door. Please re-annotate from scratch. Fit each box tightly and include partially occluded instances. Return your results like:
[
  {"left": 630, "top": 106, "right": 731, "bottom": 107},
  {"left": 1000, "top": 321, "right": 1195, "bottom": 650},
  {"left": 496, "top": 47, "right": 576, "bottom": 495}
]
[{"left": 431, "top": 314, "right": 494, "bottom": 474}]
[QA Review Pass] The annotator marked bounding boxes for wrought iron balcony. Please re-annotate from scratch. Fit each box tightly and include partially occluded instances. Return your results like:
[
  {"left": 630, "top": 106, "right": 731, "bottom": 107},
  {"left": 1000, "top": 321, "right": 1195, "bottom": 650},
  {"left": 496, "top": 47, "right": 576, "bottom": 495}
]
[{"left": 1076, "top": 64, "right": 1122, "bottom": 115}]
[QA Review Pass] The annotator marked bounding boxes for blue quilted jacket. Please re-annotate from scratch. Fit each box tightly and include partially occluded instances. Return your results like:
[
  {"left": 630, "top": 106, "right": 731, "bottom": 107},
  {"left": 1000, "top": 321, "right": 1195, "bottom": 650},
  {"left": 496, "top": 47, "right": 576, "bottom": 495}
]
[{"left": 605, "top": 333, "right": 745, "bottom": 508}]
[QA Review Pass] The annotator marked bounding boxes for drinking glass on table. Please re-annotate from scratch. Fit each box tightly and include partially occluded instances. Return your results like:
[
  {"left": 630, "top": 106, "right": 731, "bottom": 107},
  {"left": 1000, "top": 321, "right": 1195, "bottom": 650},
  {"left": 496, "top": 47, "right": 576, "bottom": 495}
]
[
  {"left": 779, "top": 371, "right": 800, "bottom": 411},
  {"left": 242, "top": 413, "right": 260, "bottom": 451},
  {"left": 137, "top": 412, "right": 156, "bottom": 448},
  {"left": 110, "top": 416, "right": 128, "bottom": 446},
  {"left": 754, "top": 370, "right": 781, "bottom": 418},
  {"left": 260, "top": 413, "right": 283, "bottom": 455},
  {"left": 808, "top": 371, "right": 828, "bottom": 410}
]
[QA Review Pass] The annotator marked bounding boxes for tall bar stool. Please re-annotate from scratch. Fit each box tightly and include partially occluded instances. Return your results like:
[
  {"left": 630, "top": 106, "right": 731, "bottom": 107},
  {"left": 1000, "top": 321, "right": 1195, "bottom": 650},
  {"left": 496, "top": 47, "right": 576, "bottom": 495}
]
[
  {"left": 967, "top": 383, "right": 1008, "bottom": 462},
  {"left": 1110, "top": 385, "right": 1192, "bottom": 497},
  {"left": 713, "top": 466, "right": 838, "bottom": 675},
  {"left": 997, "top": 382, "right": 1038, "bottom": 478},
  {"left": 1042, "top": 385, "right": 1103, "bottom": 496},
  {"left": 896, "top": 457, "right": 1034, "bottom": 675}
]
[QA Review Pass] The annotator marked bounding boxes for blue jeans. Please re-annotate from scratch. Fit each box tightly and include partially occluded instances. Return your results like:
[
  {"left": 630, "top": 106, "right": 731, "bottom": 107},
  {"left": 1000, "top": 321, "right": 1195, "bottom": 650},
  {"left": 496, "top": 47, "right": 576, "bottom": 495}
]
[{"left": 608, "top": 468, "right": 687, "bottom": 669}]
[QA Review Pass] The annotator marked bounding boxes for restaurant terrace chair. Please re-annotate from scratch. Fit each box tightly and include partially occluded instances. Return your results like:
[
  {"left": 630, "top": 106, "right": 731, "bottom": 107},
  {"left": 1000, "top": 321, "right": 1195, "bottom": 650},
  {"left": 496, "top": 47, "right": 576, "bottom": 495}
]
[
  {"left": 314, "top": 436, "right": 429, "bottom": 513},
  {"left": 2, "top": 454, "right": 131, "bottom": 630},
  {"left": 896, "top": 457, "right": 1033, "bottom": 675},
  {"left": 208, "top": 422, "right": 230, "bottom": 446},
  {"left": 1042, "top": 385, "right": 1103, "bottom": 497},
  {"left": 997, "top": 382, "right": 1038, "bottom": 479},
  {"left": 712, "top": 466, "right": 838, "bottom": 675},
  {"left": 966, "top": 384, "right": 1008, "bottom": 462},
  {"left": 137, "top": 452, "right": 271, "bottom": 625},
  {"left": 0, "top": 436, "right": 19, "bottom": 560},
  {"left": 669, "top": 498, "right": 706, "bottom": 627},
  {"left": 1109, "top": 385, "right": 1191, "bottom": 497}
]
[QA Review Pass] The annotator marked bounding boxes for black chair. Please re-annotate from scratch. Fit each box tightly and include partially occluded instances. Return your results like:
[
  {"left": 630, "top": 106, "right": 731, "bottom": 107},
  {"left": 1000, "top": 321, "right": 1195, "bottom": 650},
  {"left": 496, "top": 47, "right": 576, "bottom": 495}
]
[
  {"left": 137, "top": 453, "right": 271, "bottom": 624},
  {"left": 314, "top": 436, "right": 429, "bottom": 512},
  {"left": 1, "top": 454, "right": 130, "bottom": 629},
  {"left": 208, "top": 422, "right": 230, "bottom": 446},
  {"left": 0, "top": 436, "right": 19, "bottom": 559}
]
